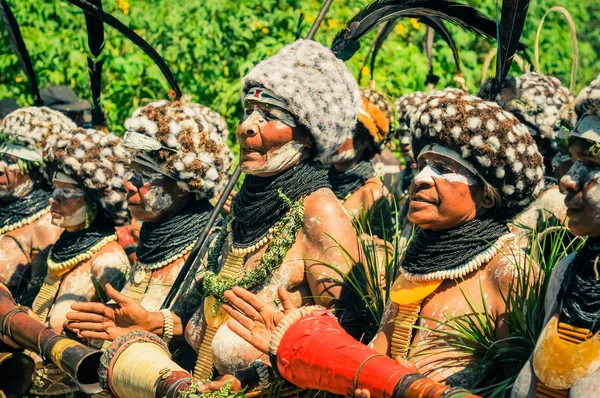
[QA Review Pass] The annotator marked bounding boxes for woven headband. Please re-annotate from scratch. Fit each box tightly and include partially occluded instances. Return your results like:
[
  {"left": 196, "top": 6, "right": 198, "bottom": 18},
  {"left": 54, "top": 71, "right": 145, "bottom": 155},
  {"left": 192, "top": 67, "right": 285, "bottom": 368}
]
[
  {"left": 418, "top": 143, "right": 483, "bottom": 180},
  {"left": 570, "top": 113, "right": 600, "bottom": 144},
  {"left": 0, "top": 142, "right": 43, "bottom": 162}
]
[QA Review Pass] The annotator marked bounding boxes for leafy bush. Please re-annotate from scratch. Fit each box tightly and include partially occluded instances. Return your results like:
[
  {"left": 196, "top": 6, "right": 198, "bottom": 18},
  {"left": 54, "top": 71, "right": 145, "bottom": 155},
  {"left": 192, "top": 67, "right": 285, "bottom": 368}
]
[{"left": 1, "top": 0, "right": 598, "bottom": 149}]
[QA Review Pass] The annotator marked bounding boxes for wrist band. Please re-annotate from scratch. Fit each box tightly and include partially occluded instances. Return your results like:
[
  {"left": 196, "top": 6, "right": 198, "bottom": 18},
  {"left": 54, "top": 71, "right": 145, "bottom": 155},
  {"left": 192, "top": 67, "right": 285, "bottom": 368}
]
[
  {"left": 251, "top": 360, "right": 271, "bottom": 389},
  {"left": 159, "top": 309, "right": 173, "bottom": 344}
]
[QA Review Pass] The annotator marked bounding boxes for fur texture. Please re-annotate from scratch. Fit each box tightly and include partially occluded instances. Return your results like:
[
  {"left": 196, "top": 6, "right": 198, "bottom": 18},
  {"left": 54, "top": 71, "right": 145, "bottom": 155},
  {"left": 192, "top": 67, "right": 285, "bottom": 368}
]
[
  {"left": 188, "top": 103, "right": 231, "bottom": 143},
  {"left": 1, "top": 106, "right": 76, "bottom": 155},
  {"left": 411, "top": 90, "right": 544, "bottom": 210},
  {"left": 124, "top": 100, "right": 232, "bottom": 199},
  {"left": 44, "top": 128, "right": 131, "bottom": 225},
  {"left": 241, "top": 39, "right": 361, "bottom": 163},
  {"left": 574, "top": 73, "right": 600, "bottom": 119},
  {"left": 358, "top": 88, "right": 393, "bottom": 145},
  {"left": 395, "top": 91, "right": 429, "bottom": 132}
]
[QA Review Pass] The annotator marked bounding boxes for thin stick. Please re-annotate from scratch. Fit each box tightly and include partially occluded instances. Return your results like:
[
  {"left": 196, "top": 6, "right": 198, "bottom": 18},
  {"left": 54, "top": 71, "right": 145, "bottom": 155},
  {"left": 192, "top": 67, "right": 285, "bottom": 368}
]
[{"left": 306, "top": 0, "right": 334, "bottom": 40}]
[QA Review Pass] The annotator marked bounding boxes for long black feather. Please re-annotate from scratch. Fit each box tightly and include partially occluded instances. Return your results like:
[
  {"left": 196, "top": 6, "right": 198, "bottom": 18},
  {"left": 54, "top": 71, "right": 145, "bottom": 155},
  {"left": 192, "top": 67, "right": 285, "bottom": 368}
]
[
  {"left": 83, "top": 0, "right": 106, "bottom": 128},
  {"left": 331, "top": 0, "right": 525, "bottom": 62},
  {"left": 421, "top": 16, "right": 460, "bottom": 74},
  {"left": 0, "top": 0, "right": 42, "bottom": 105},
  {"left": 67, "top": 0, "right": 182, "bottom": 99},
  {"left": 496, "top": 0, "right": 531, "bottom": 83},
  {"left": 368, "top": 19, "right": 397, "bottom": 82}
]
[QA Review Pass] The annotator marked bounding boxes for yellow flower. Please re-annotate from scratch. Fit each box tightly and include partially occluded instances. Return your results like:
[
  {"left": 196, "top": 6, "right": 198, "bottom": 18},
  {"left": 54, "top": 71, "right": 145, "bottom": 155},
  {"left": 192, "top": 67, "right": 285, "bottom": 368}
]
[
  {"left": 262, "top": 27, "right": 269, "bottom": 34},
  {"left": 306, "top": 14, "right": 315, "bottom": 23},
  {"left": 410, "top": 18, "right": 420, "bottom": 29},
  {"left": 395, "top": 24, "right": 406, "bottom": 37},
  {"left": 361, "top": 67, "right": 370, "bottom": 77},
  {"left": 254, "top": 22, "right": 262, "bottom": 29},
  {"left": 15, "top": 76, "right": 23, "bottom": 83},
  {"left": 327, "top": 19, "right": 338, "bottom": 29}
]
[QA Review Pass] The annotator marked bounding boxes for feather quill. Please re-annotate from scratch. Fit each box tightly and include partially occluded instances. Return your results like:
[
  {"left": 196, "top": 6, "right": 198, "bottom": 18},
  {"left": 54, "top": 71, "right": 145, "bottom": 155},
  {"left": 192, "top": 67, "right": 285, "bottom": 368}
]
[
  {"left": 496, "top": 0, "right": 530, "bottom": 84},
  {"left": 0, "top": 0, "right": 42, "bottom": 105},
  {"left": 83, "top": 0, "right": 106, "bottom": 128},
  {"left": 67, "top": 0, "right": 182, "bottom": 99},
  {"left": 331, "top": 0, "right": 526, "bottom": 62}
]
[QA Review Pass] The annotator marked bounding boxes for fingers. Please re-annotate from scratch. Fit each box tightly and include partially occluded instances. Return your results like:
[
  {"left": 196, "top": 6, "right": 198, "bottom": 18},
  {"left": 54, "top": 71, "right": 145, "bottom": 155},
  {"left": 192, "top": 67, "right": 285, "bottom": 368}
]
[
  {"left": 222, "top": 304, "right": 256, "bottom": 332},
  {"left": 231, "top": 286, "right": 270, "bottom": 314},
  {"left": 65, "top": 311, "right": 104, "bottom": 323},
  {"left": 196, "top": 379, "right": 229, "bottom": 393},
  {"left": 224, "top": 289, "right": 261, "bottom": 321},
  {"left": 278, "top": 285, "right": 295, "bottom": 313},
  {"left": 67, "top": 321, "right": 107, "bottom": 332},
  {"left": 225, "top": 317, "right": 253, "bottom": 345},
  {"left": 70, "top": 301, "right": 108, "bottom": 314},
  {"left": 78, "top": 330, "right": 110, "bottom": 340},
  {"left": 354, "top": 389, "right": 371, "bottom": 398},
  {"left": 105, "top": 284, "right": 131, "bottom": 305}
]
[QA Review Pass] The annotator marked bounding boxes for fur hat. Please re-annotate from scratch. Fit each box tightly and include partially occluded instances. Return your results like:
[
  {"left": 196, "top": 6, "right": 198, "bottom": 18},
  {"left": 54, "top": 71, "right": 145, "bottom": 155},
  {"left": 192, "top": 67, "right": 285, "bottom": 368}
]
[
  {"left": 124, "top": 100, "right": 232, "bottom": 199},
  {"left": 44, "top": 128, "right": 131, "bottom": 225},
  {"left": 358, "top": 88, "right": 393, "bottom": 146},
  {"left": 188, "top": 103, "right": 230, "bottom": 143},
  {"left": 411, "top": 90, "right": 544, "bottom": 210},
  {"left": 574, "top": 73, "right": 600, "bottom": 118},
  {"left": 506, "top": 73, "right": 572, "bottom": 140},
  {"left": 241, "top": 39, "right": 361, "bottom": 163},
  {"left": 0, "top": 106, "right": 76, "bottom": 157},
  {"left": 395, "top": 91, "right": 428, "bottom": 132}
]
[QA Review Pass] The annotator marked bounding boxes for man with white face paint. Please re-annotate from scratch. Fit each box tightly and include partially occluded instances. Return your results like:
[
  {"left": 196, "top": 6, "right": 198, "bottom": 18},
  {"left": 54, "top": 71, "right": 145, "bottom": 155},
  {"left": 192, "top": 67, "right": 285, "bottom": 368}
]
[
  {"left": 363, "top": 89, "right": 544, "bottom": 388},
  {"left": 0, "top": 107, "right": 71, "bottom": 300},
  {"left": 512, "top": 74, "right": 600, "bottom": 398},
  {"left": 67, "top": 99, "right": 233, "bottom": 370}
]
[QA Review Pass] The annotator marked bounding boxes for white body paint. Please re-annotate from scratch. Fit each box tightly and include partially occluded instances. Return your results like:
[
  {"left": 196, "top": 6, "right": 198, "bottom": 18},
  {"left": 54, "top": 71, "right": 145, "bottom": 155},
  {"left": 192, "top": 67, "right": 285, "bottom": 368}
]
[
  {"left": 242, "top": 139, "right": 305, "bottom": 176},
  {"left": 561, "top": 161, "right": 600, "bottom": 224},
  {"left": 413, "top": 162, "right": 480, "bottom": 186},
  {"left": 143, "top": 185, "right": 174, "bottom": 213}
]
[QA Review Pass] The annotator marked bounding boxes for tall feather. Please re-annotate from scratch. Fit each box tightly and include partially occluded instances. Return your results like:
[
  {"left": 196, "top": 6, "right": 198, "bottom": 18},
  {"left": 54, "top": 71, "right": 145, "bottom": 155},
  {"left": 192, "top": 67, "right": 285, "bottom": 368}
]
[
  {"left": 421, "top": 16, "right": 460, "bottom": 74},
  {"left": 67, "top": 0, "right": 182, "bottom": 99},
  {"left": 0, "top": 0, "right": 42, "bottom": 105},
  {"left": 331, "top": 0, "right": 525, "bottom": 62},
  {"left": 496, "top": 0, "right": 530, "bottom": 84},
  {"left": 364, "top": 19, "right": 397, "bottom": 83},
  {"left": 83, "top": 0, "right": 106, "bottom": 128}
]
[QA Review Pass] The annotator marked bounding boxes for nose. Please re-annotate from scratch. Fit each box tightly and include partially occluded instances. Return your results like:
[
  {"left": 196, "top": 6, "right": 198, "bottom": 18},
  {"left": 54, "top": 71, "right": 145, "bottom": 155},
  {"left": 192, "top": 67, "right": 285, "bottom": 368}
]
[
  {"left": 412, "top": 165, "right": 436, "bottom": 187},
  {"left": 124, "top": 179, "right": 139, "bottom": 192},
  {"left": 239, "top": 111, "right": 263, "bottom": 137},
  {"left": 559, "top": 163, "right": 582, "bottom": 194}
]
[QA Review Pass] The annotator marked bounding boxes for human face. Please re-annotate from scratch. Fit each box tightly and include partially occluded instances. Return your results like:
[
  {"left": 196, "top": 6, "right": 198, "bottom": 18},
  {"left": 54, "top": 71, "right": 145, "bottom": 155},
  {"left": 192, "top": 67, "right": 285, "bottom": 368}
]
[
  {"left": 124, "top": 162, "right": 186, "bottom": 223},
  {"left": 408, "top": 152, "right": 489, "bottom": 230},
  {"left": 237, "top": 101, "right": 311, "bottom": 177},
  {"left": 399, "top": 132, "right": 416, "bottom": 169},
  {"left": 559, "top": 139, "right": 600, "bottom": 237},
  {"left": 49, "top": 181, "right": 89, "bottom": 231},
  {"left": 0, "top": 154, "right": 34, "bottom": 200}
]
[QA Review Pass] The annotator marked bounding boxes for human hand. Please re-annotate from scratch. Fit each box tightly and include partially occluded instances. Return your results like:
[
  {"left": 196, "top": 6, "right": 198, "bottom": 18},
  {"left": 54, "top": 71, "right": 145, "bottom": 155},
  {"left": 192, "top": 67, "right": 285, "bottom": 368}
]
[
  {"left": 222, "top": 286, "right": 296, "bottom": 355},
  {"left": 222, "top": 190, "right": 238, "bottom": 213},
  {"left": 195, "top": 374, "right": 242, "bottom": 393},
  {"left": 66, "top": 283, "right": 157, "bottom": 341}
]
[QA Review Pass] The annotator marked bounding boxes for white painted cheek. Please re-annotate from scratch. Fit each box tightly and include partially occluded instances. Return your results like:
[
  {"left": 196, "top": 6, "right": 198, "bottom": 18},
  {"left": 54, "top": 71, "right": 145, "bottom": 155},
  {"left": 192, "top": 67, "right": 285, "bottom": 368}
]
[
  {"left": 52, "top": 204, "right": 87, "bottom": 228},
  {"left": 584, "top": 170, "right": 600, "bottom": 222},
  {"left": 12, "top": 179, "right": 34, "bottom": 198},
  {"left": 562, "top": 161, "right": 588, "bottom": 188},
  {"left": 143, "top": 185, "right": 173, "bottom": 213},
  {"left": 245, "top": 140, "right": 304, "bottom": 175}
]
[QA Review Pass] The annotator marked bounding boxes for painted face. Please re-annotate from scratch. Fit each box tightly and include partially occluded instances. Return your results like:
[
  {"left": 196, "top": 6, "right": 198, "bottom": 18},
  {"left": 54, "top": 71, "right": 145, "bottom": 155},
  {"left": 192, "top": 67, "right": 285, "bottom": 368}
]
[
  {"left": 124, "top": 161, "right": 183, "bottom": 222},
  {"left": 49, "top": 181, "right": 89, "bottom": 230},
  {"left": 559, "top": 139, "right": 600, "bottom": 237},
  {"left": 0, "top": 154, "right": 34, "bottom": 200},
  {"left": 237, "top": 101, "right": 311, "bottom": 177},
  {"left": 408, "top": 152, "right": 486, "bottom": 230},
  {"left": 399, "top": 131, "right": 416, "bottom": 169}
]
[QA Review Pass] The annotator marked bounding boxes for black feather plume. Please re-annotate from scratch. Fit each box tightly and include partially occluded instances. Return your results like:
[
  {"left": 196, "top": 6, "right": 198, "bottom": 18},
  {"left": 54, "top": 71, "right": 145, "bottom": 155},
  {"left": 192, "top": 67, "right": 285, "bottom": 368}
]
[
  {"left": 331, "top": 0, "right": 525, "bottom": 62},
  {"left": 359, "top": 18, "right": 397, "bottom": 84},
  {"left": 67, "top": 0, "right": 182, "bottom": 99},
  {"left": 496, "top": 0, "right": 531, "bottom": 84},
  {"left": 0, "top": 0, "right": 42, "bottom": 105},
  {"left": 83, "top": 0, "right": 106, "bottom": 128},
  {"left": 421, "top": 16, "right": 460, "bottom": 74}
]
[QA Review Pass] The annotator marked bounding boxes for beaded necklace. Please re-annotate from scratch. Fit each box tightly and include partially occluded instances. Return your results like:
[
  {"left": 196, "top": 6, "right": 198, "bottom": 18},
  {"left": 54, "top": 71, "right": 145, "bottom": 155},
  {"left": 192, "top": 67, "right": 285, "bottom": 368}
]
[
  {"left": 0, "top": 188, "right": 51, "bottom": 235},
  {"left": 328, "top": 159, "right": 376, "bottom": 200},
  {"left": 194, "top": 193, "right": 305, "bottom": 380}
]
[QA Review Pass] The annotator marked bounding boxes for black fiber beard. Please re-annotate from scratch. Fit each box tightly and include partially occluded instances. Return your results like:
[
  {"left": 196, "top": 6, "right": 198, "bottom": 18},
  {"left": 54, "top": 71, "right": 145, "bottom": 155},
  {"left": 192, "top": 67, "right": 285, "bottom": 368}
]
[
  {"left": 0, "top": 188, "right": 51, "bottom": 228},
  {"left": 136, "top": 199, "right": 213, "bottom": 264},
  {"left": 328, "top": 159, "right": 376, "bottom": 200},
  {"left": 232, "top": 159, "right": 330, "bottom": 248},
  {"left": 560, "top": 238, "right": 600, "bottom": 333},
  {"left": 401, "top": 216, "right": 510, "bottom": 275},
  {"left": 50, "top": 216, "right": 116, "bottom": 262}
]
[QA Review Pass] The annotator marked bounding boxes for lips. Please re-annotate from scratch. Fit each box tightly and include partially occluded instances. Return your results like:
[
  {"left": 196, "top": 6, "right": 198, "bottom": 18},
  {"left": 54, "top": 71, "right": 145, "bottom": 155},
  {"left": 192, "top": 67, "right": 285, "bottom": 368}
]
[{"left": 411, "top": 194, "right": 438, "bottom": 205}]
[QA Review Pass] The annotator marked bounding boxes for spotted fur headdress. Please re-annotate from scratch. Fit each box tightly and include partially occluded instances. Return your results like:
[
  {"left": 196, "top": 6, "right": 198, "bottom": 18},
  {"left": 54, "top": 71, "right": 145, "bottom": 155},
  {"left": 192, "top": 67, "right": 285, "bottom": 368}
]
[
  {"left": 1, "top": 106, "right": 76, "bottom": 163},
  {"left": 395, "top": 91, "right": 429, "bottom": 133},
  {"left": 411, "top": 90, "right": 544, "bottom": 210},
  {"left": 574, "top": 74, "right": 600, "bottom": 119},
  {"left": 188, "top": 103, "right": 230, "bottom": 143},
  {"left": 242, "top": 39, "right": 361, "bottom": 163},
  {"left": 124, "top": 100, "right": 232, "bottom": 199},
  {"left": 44, "top": 128, "right": 131, "bottom": 225}
]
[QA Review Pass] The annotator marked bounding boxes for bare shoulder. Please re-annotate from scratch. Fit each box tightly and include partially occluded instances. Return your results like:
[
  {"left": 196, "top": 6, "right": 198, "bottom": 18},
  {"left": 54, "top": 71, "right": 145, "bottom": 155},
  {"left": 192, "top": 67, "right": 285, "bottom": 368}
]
[
  {"left": 303, "top": 188, "right": 349, "bottom": 226},
  {"left": 32, "top": 213, "right": 63, "bottom": 247},
  {"left": 91, "top": 241, "right": 129, "bottom": 272},
  {"left": 486, "top": 243, "right": 538, "bottom": 293}
]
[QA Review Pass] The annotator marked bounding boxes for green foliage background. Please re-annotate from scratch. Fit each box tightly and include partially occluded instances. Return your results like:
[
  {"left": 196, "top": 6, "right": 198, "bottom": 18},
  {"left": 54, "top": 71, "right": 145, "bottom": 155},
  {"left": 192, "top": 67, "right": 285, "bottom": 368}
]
[{"left": 1, "top": 0, "right": 599, "bottom": 149}]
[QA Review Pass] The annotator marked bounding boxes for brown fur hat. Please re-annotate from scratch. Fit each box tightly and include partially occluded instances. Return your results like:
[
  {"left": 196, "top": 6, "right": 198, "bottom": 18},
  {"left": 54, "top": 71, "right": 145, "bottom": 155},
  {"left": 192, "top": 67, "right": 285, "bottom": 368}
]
[
  {"left": 395, "top": 91, "right": 428, "bottom": 132},
  {"left": 411, "top": 90, "right": 544, "bottom": 210},
  {"left": 358, "top": 88, "right": 393, "bottom": 146},
  {"left": 44, "top": 128, "right": 131, "bottom": 225},
  {"left": 124, "top": 100, "right": 232, "bottom": 199}
]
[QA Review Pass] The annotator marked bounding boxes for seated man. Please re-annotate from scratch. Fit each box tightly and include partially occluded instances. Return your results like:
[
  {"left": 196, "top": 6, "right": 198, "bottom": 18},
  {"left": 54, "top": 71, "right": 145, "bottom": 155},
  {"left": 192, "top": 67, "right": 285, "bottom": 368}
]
[
  {"left": 0, "top": 107, "right": 72, "bottom": 301},
  {"left": 512, "top": 74, "right": 600, "bottom": 398},
  {"left": 68, "top": 39, "right": 365, "bottom": 390}
]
